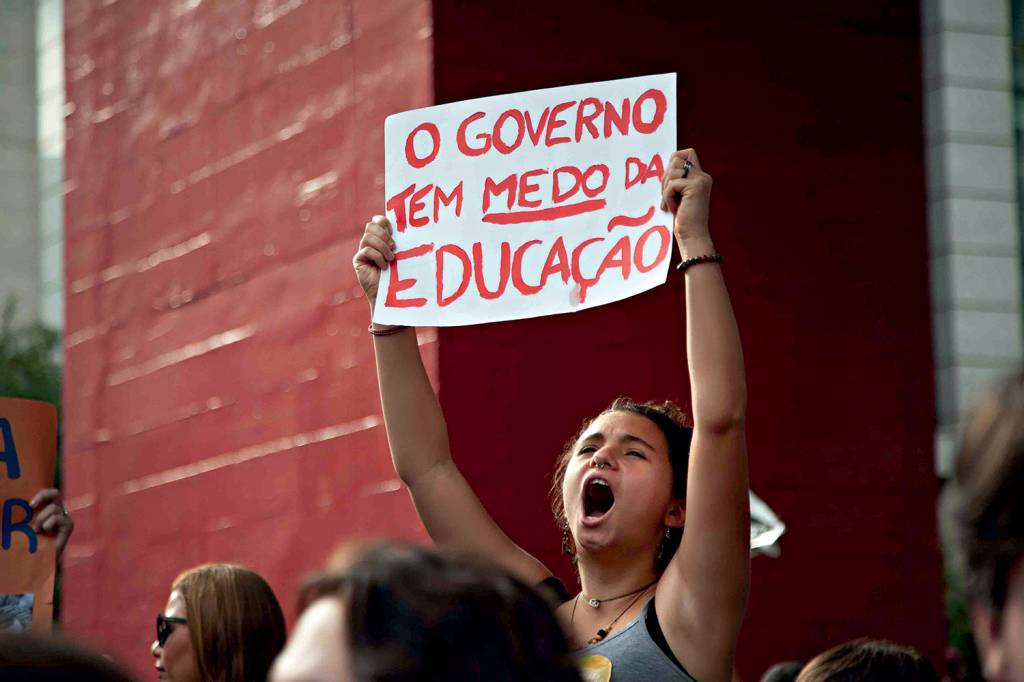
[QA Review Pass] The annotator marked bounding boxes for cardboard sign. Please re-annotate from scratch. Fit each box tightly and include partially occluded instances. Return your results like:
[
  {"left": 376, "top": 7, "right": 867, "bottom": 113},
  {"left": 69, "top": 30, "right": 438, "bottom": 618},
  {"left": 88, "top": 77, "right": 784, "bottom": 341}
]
[
  {"left": 374, "top": 73, "right": 677, "bottom": 326},
  {"left": 0, "top": 397, "right": 57, "bottom": 633}
]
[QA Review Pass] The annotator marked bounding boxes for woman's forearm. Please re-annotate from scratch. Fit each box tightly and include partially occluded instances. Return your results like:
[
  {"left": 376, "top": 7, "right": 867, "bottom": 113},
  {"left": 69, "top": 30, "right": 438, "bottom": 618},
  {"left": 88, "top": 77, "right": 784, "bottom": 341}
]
[
  {"left": 680, "top": 235, "right": 746, "bottom": 432},
  {"left": 372, "top": 325, "right": 454, "bottom": 485}
]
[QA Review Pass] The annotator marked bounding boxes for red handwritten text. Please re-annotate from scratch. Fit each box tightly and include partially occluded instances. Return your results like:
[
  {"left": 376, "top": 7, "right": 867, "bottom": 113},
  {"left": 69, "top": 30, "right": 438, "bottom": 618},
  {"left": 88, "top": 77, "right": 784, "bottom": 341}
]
[
  {"left": 386, "top": 182, "right": 465, "bottom": 232},
  {"left": 383, "top": 224, "right": 672, "bottom": 308}
]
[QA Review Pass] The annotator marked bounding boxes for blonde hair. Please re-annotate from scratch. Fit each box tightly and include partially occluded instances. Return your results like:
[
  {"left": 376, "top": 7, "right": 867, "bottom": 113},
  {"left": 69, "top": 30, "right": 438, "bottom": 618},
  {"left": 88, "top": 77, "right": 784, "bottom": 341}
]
[
  {"left": 953, "top": 370, "right": 1024, "bottom": 610},
  {"left": 171, "top": 564, "right": 286, "bottom": 682}
]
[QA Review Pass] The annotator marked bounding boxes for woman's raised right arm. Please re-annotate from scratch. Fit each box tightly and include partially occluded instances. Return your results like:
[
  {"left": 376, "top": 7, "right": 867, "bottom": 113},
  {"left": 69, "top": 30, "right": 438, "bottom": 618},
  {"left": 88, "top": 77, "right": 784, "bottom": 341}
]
[{"left": 353, "top": 216, "right": 551, "bottom": 584}]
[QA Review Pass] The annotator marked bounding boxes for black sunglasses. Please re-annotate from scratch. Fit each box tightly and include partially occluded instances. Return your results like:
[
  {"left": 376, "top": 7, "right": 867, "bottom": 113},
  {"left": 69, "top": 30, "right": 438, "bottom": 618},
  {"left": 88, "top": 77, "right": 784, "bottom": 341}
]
[{"left": 156, "top": 614, "right": 188, "bottom": 647}]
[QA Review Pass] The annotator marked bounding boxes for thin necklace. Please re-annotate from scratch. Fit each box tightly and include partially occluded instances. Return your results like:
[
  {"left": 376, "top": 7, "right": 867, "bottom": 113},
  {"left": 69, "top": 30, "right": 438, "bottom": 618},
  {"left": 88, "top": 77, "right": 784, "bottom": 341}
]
[
  {"left": 579, "top": 579, "right": 658, "bottom": 608},
  {"left": 571, "top": 584, "right": 655, "bottom": 646}
]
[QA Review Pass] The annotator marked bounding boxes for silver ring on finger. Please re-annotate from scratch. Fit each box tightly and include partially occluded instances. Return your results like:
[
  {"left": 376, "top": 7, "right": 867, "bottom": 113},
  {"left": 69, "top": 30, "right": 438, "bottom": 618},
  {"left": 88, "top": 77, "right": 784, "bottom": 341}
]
[{"left": 682, "top": 160, "right": 694, "bottom": 179}]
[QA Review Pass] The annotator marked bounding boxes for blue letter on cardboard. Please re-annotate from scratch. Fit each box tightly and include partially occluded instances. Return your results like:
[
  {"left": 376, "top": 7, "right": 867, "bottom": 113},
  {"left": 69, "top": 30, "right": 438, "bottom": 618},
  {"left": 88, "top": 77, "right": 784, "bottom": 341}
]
[
  {"left": 2, "top": 498, "right": 36, "bottom": 553},
  {"left": 0, "top": 418, "right": 20, "bottom": 480}
]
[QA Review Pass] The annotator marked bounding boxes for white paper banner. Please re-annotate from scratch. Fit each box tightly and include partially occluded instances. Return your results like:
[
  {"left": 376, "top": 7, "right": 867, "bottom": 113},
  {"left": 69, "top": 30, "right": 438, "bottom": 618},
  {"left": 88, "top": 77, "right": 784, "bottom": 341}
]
[{"left": 374, "top": 73, "right": 677, "bottom": 326}]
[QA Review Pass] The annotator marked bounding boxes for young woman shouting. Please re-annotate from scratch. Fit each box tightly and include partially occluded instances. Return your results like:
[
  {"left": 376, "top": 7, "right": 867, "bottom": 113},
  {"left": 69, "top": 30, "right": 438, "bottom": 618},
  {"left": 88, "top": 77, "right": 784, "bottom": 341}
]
[{"left": 352, "top": 149, "right": 749, "bottom": 682}]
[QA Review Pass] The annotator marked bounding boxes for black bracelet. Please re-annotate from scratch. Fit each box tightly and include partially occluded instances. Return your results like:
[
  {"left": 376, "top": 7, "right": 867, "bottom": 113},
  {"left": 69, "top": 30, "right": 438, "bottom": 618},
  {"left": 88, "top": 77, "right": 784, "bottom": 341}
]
[
  {"left": 368, "top": 323, "right": 408, "bottom": 337},
  {"left": 676, "top": 253, "right": 723, "bottom": 272}
]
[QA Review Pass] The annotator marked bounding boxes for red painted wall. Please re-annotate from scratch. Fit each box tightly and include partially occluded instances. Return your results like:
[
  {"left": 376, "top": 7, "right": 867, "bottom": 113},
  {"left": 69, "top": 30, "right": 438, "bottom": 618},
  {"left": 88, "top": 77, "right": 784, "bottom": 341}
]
[
  {"left": 63, "top": 1, "right": 944, "bottom": 680},
  {"left": 432, "top": 1, "right": 944, "bottom": 679},
  {"left": 62, "top": 0, "right": 433, "bottom": 676}
]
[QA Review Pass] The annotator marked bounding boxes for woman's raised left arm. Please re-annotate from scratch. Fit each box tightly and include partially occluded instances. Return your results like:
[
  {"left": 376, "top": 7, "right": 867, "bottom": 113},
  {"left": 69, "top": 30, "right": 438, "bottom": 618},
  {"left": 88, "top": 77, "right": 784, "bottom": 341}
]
[{"left": 655, "top": 149, "right": 750, "bottom": 682}]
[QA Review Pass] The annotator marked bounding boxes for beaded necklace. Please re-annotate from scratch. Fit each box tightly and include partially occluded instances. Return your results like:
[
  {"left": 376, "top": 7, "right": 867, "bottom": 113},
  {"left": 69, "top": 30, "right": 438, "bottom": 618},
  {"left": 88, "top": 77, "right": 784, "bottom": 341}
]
[{"left": 571, "top": 584, "right": 656, "bottom": 646}]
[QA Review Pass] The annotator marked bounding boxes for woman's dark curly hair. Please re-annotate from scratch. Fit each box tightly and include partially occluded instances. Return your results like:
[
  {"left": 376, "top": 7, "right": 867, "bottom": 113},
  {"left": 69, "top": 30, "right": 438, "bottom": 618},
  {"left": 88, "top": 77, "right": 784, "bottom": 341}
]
[{"left": 549, "top": 397, "right": 693, "bottom": 572}]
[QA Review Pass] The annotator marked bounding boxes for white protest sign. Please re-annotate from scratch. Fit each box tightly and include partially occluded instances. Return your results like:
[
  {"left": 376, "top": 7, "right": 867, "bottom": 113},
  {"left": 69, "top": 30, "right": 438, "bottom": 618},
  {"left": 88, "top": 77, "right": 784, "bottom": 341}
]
[{"left": 374, "top": 73, "right": 677, "bottom": 326}]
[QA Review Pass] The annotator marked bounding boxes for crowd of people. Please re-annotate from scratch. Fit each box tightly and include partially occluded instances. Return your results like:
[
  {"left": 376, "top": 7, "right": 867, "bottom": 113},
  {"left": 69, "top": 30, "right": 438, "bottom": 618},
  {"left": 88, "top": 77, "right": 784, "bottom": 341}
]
[{"left": 3, "top": 149, "right": 1022, "bottom": 681}]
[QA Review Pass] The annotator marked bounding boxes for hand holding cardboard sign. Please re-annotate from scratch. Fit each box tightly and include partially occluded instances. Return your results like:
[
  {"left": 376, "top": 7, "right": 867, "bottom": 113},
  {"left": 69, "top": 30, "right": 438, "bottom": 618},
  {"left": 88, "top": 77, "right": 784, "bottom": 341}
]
[
  {"left": 29, "top": 488, "right": 73, "bottom": 560},
  {"left": 661, "top": 149, "right": 713, "bottom": 258},
  {"left": 353, "top": 216, "right": 397, "bottom": 312}
]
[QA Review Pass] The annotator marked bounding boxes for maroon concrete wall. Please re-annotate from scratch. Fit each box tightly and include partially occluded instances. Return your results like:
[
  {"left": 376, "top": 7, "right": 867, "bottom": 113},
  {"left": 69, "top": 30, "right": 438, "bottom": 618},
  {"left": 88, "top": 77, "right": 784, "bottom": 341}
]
[
  {"left": 62, "top": 0, "right": 433, "bottom": 676},
  {"left": 432, "top": 2, "right": 945, "bottom": 679}
]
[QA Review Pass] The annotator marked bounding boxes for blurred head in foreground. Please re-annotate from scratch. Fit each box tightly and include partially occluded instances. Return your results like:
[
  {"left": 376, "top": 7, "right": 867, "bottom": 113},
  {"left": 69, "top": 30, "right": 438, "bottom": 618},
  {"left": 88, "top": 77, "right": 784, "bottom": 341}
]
[
  {"left": 795, "top": 638, "right": 937, "bottom": 681},
  {"left": 152, "top": 563, "right": 286, "bottom": 682},
  {"left": 0, "top": 632, "right": 134, "bottom": 682},
  {"left": 760, "top": 660, "right": 803, "bottom": 682},
  {"left": 954, "top": 370, "right": 1024, "bottom": 682},
  {"left": 272, "top": 542, "right": 581, "bottom": 682}
]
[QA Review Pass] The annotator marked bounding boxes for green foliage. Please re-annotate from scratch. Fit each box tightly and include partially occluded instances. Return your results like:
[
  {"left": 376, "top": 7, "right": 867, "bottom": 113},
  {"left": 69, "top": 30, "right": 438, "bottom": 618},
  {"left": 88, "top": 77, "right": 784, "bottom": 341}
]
[{"left": 0, "top": 297, "right": 61, "bottom": 408}]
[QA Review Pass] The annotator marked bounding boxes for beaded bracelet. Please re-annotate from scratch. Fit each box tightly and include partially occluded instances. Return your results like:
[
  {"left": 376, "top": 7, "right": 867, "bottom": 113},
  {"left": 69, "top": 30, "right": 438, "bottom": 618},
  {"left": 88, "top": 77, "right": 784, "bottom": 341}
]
[
  {"left": 676, "top": 253, "right": 723, "bottom": 272},
  {"left": 368, "top": 324, "right": 408, "bottom": 337}
]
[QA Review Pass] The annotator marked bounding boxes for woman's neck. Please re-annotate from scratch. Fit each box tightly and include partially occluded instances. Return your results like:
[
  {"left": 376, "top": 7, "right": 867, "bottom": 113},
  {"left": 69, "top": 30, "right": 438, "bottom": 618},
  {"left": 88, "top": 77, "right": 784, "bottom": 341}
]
[{"left": 576, "top": 551, "right": 659, "bottom": 600}]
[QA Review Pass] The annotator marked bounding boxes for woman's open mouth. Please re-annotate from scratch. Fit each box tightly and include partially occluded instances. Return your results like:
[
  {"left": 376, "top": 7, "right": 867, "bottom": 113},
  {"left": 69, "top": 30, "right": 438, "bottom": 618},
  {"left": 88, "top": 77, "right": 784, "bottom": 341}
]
[{"left": 582, "top": 477, "right": 615, "bottom": 523}]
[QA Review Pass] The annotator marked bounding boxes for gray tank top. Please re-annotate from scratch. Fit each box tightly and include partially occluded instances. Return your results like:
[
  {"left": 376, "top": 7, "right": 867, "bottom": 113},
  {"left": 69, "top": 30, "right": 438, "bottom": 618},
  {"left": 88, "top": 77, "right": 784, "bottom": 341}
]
[{"left": 577, "top": 598, "right": 698, "bottom": 681}]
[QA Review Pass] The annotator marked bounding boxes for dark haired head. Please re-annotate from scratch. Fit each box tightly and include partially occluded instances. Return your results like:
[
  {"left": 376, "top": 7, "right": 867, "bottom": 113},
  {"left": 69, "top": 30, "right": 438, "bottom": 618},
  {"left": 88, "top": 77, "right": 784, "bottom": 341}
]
[
  {"left": 288, "top": 543, "right": 580, "bottom": 682},
  {"left": 296, "top": 571, "right": 348, "bottom": 615},
  {"left": 0, "top": 633, "right": 135, "bottom": 682},
  {"left": 550, "top": 397, "right": 692, "bottom": 571},
  {"left": 796, "top": 638, "right": 938, "bottom": 681},
  {"left": 760, "top": 660, "right": 803, "bottom": 682}
]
